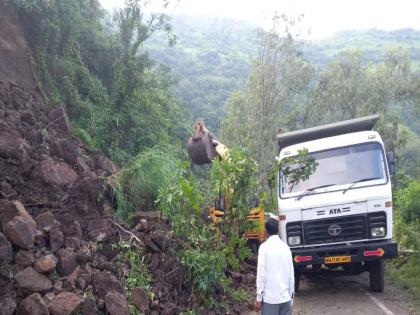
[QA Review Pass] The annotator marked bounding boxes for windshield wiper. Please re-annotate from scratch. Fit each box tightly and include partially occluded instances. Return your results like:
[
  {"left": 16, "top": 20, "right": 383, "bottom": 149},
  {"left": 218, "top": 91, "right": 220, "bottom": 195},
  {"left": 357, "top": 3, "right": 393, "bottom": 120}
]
[
  {"left": 296, "top": 184, "right": 337, "bottom": 201},
  {"left": 342, "top": 177, "right": 382, "bottom": 194}
]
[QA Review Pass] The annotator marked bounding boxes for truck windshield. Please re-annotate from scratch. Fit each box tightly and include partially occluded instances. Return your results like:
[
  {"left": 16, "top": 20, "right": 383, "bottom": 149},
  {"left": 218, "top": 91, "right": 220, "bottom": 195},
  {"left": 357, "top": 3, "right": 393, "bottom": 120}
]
[{"left": 280, "top": 142, "right": 387, "bottom": 197}]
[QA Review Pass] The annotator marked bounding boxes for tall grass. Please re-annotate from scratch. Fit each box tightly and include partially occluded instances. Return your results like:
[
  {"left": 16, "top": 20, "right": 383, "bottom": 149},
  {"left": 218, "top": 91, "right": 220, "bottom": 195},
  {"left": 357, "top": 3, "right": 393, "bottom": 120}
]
[{"left": 108, "top": 145, "right": 185, "bottom": 219}]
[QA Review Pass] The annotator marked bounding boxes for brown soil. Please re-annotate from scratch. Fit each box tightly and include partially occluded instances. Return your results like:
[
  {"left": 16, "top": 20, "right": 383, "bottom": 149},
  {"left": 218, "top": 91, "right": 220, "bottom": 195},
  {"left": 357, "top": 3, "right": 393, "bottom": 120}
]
[{"left": 0, "top": 2, "right": 258, "bottom": 314}]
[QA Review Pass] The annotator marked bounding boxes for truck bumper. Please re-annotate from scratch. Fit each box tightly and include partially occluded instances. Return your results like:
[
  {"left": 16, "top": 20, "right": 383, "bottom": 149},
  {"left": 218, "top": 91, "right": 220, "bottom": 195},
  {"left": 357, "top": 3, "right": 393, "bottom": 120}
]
[{"left": 291, "top": 240, "right": 398, "bottom": 267}]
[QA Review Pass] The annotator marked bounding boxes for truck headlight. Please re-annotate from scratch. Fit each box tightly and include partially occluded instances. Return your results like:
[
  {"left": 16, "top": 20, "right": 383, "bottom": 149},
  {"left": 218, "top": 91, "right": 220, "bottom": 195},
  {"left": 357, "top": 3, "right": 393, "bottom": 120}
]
[
  {"left": 370, "top": 227, "right": 386, "bottom": 238},
  {"left": 288, "top": 236, "right": 301, "bottom": 246}
]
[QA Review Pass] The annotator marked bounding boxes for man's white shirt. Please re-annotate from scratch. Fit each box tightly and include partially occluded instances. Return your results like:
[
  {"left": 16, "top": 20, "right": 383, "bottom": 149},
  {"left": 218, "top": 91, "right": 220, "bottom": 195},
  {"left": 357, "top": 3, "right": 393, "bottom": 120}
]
[{"left": 256, "top": 235, "right": 295, "bottom": 304}]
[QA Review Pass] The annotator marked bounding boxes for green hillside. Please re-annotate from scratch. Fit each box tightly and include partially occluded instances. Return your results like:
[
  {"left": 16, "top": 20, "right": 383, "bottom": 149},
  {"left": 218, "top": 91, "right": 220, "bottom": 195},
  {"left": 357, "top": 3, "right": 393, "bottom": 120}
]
[{"left": 146, "top": 17, "right": 420, "bottom": 134}]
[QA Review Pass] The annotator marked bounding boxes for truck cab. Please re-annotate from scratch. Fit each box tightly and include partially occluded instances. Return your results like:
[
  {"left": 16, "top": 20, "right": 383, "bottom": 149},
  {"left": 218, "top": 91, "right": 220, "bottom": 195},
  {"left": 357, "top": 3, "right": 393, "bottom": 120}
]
[{"left": 277, "top": 115, "right": 398, "bottom": 292}]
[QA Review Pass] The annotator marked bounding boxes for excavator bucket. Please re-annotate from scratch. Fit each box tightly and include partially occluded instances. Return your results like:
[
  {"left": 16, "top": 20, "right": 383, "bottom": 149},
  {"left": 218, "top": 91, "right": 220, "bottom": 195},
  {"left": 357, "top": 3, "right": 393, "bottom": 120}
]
[{"left": 187, "top": 122, "right": 217, "bottom": 165}]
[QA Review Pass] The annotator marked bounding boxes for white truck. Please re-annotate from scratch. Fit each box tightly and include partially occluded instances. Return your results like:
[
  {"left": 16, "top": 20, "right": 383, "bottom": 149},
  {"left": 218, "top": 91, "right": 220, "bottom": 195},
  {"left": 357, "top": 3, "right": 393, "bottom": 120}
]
[{"left": 277, "top": 114, "right": 398, "bottom": 292}]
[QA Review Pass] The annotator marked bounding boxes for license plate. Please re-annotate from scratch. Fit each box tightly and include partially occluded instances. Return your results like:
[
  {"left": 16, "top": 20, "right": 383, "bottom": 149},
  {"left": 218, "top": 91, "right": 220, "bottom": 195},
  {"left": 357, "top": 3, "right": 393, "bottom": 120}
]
[{"left": 325, "top": 256, "right": 351, "bottom": 264}]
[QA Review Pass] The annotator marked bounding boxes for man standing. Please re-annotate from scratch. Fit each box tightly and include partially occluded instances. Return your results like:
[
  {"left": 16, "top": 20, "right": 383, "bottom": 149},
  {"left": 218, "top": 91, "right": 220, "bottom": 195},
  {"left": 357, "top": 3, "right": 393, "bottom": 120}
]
[{"left": 254, "top": 218, "right": 295, "bottom": 315}]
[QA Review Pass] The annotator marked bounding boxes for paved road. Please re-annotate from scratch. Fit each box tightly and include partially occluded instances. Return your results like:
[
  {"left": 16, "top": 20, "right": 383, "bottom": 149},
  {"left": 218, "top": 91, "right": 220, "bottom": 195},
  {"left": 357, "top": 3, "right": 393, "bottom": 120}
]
[{"left": 246, "top": 272, "right": 419, "bottom": 315}]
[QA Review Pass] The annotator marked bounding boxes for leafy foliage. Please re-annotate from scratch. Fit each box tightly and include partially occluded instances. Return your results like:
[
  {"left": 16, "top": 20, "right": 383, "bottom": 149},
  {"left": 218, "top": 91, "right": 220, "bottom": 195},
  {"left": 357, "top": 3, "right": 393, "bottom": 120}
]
[
  {"left": 12, "top": 0, "right": 190, "bottom": 165},
  {"left": 108, "top": 145, "right": 184, "bottom": 219}
]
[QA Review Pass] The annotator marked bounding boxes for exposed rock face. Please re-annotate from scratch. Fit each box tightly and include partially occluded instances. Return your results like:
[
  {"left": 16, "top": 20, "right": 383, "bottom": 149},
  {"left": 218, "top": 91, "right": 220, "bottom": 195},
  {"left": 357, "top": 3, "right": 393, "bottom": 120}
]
[
  {"left": 15, "top": 267, "right": 53, "bottom": 292},
  {"left": 16, "top": 293, "right": 49, "bottom": 315},
  {"left": 92, "top": 271, "right": 123, "bottom": 298},
  {"left": 34, "top": 254, "right": 58, "bottom": 273},
  {"left": 105, "top": 291, "right": 129, "bottom": 315},
  {"left": 0, "top": 232, "right": 13, "bottom": 263},
  {"left": 49, "top": 292, "right": 82, "bottom": 315}
]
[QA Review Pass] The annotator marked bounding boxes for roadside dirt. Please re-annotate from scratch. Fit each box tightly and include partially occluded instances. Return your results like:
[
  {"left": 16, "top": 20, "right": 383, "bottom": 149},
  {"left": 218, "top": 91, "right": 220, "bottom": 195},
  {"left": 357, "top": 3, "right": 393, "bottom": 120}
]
[{"left": 246, "top": 272, "right": 419, "bottom": 315}]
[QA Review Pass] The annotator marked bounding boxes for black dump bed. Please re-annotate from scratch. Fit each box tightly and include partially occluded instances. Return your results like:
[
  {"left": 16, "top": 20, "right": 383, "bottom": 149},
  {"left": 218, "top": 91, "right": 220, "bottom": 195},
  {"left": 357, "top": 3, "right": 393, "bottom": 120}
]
[{"left": 277, "top": 114, "right": 379, "bottom": 151}]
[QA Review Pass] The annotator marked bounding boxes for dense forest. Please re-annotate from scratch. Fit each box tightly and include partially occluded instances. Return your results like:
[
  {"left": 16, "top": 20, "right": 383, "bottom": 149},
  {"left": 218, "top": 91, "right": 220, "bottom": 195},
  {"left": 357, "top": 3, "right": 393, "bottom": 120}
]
[{"left": 1, "top": 0, "right": 420, "bottom": 313}]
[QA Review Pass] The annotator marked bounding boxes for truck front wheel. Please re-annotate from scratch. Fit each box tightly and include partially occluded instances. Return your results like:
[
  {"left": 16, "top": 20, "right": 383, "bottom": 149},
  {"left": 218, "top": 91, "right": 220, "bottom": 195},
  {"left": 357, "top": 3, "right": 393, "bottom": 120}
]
[{"left": 368, "top": 259, "right": 384, "bottom": 292}]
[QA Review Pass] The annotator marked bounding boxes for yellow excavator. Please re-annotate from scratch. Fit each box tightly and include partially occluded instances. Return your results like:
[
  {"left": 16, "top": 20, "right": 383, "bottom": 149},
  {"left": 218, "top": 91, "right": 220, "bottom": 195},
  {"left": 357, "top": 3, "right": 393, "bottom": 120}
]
[{"left": 187, "top": 121, "right": 266, "bottom": 243}]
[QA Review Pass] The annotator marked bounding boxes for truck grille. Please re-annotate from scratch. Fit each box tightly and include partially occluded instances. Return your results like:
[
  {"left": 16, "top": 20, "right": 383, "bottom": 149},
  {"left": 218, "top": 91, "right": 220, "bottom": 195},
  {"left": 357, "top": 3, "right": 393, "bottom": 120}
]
[{"left": 303, "top": 214, "right": 368, "bottom": 245}]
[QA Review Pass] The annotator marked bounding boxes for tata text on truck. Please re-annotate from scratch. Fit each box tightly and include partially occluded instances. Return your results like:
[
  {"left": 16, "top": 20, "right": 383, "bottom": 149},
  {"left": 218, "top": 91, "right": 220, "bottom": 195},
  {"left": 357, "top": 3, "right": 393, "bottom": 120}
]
[{"left": 277, "top": 114, "right": 398, "bottom": 292}]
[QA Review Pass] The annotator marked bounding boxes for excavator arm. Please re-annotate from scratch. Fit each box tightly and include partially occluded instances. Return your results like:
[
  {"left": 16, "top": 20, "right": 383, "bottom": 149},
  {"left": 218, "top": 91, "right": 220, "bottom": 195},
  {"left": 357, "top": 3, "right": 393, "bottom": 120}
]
[
  {"left": 186, "top": 121, "right": 266, "bottom": 243},
  {"left": 187, "top": 121, "right": 228, "bottom": 164}
]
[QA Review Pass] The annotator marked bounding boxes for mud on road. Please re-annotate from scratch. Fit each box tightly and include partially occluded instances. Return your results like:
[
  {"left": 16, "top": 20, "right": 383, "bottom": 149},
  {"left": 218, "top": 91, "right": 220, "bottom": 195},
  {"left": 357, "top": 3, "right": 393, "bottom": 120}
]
[{"left": 246, "top": 271, "right": 419, "bottom": 315}]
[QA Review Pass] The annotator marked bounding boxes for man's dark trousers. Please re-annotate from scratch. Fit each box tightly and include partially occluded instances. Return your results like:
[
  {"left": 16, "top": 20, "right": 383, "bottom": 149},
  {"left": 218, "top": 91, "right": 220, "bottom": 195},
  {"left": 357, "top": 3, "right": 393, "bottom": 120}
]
[{"left": 262, "top": 300, "right": 292, "bottom": 315}]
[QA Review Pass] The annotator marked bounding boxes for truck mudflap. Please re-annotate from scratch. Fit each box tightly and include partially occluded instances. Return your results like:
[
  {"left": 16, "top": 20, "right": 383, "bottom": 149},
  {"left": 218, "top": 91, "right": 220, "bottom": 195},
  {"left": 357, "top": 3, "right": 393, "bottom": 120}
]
[{"left": 292, "top": 240, "right": 398, "bottom": 266}]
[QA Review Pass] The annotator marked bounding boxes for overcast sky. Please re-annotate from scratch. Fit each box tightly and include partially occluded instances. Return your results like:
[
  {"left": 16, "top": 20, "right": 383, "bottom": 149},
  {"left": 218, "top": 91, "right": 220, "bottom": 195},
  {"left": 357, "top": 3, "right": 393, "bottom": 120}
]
[{"left": 99, "top": 0, "right": 420, "bottom": 39}]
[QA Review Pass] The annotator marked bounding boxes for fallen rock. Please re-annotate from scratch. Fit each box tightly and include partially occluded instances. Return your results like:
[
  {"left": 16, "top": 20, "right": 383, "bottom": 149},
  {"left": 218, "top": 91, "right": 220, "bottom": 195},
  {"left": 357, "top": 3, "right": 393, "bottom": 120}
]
[
  {"left": 49, "top": 228, "right": 64, "bottom": 252},
  {"left": 35, "top": 212, "right": 55, "bottom": 232},
  {"left": 150, "top": 233, "right": 165, "bottom": 251},
  {"left": 132, "top": 287, "right": 149, "bottom": 312},
  {"left": 76, "top": 246, "right": 92, "bottom": 264},
  {"left": 0, "top": 297, "right": 16, "bottom": 315},
  {"left": 67, "top": 221, "right": 82, "bottom": 239},
  {"left": 34, "top": 254, "right": 58, "bottom": 273},
  {"left": 0, "top": 132, "right": 31, "bottom": 164},
  {"left": 87, "top": 219, "right": 112, "bottom": 242},
  {"left": 132, "top": 211, "right": 160, "bottom": 225},
  {"left": 0, "top": 200, "right": 36, "bottom": 233},
  {"left": 91, "top": 151, "right": 118, "bottom": 175},
  {"left": 4, "top": 215, "right": 36, "bottom": 249},
  {"left": 15, "top": 250, "right": 34, "bottom": 267},
  {"left": 37, "top": 157, "right": 78, "bottom": 188},
  {"left": 64, "top": 237, "right": 80, "bottom": 250},
  {"left": 46, "top": 106, "right": 71, "bottom": 134},
  {"left": 146, "top": 240, "right": 161, "bottom": 253},
  {"left": 15, "top": 267, "right": 53, "bottom": 292},
  {"left": 43, "top": 292, "right": 56, "bottom": 305},
  {"left": 243, "top": 273, "right": 256, "bottom": 285},
  {"left": 0, "top": 232, "right": 13, "bottom": 263},
  {"left": 92, "top": 271, "right": 123, "bottom": 298},
  {"left": 104, "top": 291, "right": 129, "bottom": 315},
  {"left": 81, "top": 295, "right": 98, "bottom": 315},
  {"left": 17, "top": 293, "right": 49, "bottom": 315},
  {"left": 56, "top": 248, "right": 77, "bottom": 276},
  {"left": 50, "top": 138, "right": 78, "bottom": 165},
  {"left": 49, "top": 292, "right": 82, "bottom": 315}
]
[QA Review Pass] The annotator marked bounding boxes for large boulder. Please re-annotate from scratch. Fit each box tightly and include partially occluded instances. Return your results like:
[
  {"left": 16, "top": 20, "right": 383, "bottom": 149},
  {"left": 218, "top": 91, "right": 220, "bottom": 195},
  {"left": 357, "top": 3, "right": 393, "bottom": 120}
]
[
  {"left": 0, "top": 200, "right": 36, "bottom": 233},
  {"left": 0, "top": 297, "right": 16, "bottom": 315},
  {"left": 4, "top": 215, "right": 36, "bottom": 249},
  {"left": 16, "top": 293, "right": 49, "bottom": 315},
  {"left": 49, "top": 138, "right": 79, "bottom": 165},
  {"left": 92, "top": 271, "right": 123, "bottom": 298},
  {"left": 34, "top": 254, "right": 58, "bottom": 273},
  {"left": 104, "top": 291, "right": 129, "bottom": 315},
  {"left": 0, "top": 132, "right": 31, "bottom": 164},
  {"left": 49, "top": 292, "right": 81, "bottom": 315},
  {"left": 15, "top": 267, "right": 53, "bottom": 292},
  {"left": 36, "top": 157, "right": 78, "bottom": 188},
  {"left": 56, "top": 248, "right": 77, "bottom": 276},
  {"left": 0, "top": 232, "right": 13, "bottom": 264}
]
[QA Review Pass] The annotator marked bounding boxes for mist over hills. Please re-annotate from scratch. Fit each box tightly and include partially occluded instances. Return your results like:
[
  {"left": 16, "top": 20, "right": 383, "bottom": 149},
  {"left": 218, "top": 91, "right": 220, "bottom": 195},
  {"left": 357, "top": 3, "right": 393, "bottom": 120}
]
[{"left": 145, "top": 15, "right": 420, "bottom": 132}]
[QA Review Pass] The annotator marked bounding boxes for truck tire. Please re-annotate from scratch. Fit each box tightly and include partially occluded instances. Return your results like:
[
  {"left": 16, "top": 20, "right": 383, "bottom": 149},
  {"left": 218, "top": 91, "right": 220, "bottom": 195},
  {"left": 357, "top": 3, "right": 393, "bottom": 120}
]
[
  {"left": 369, "top": 259, "right": 384, "bottom": 292},
  {"left": 294, "top": 268, "right": 301, "bottom": 292}
]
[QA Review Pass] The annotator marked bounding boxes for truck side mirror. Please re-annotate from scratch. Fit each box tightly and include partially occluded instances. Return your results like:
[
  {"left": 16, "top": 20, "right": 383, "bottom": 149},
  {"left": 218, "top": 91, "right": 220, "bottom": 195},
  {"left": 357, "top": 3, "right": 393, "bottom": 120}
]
[{"left": 386, "top": 151, "right": 396, "bottom": 175}]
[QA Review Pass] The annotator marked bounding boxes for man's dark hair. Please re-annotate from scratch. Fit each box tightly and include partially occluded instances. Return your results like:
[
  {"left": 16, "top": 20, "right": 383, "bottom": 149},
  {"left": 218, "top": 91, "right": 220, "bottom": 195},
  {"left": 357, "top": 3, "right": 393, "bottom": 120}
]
[{"left": 265, "top": 218, "right": 279, "bottom": 236}]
